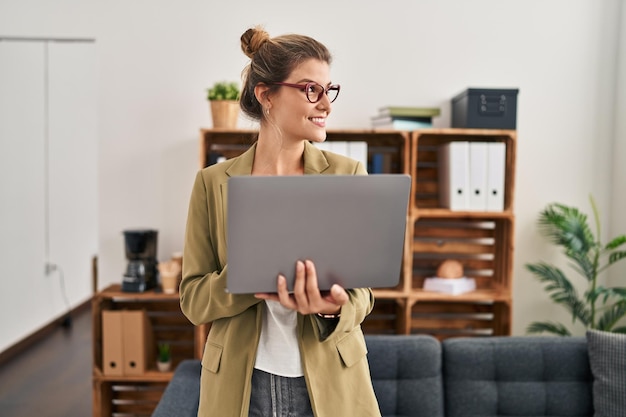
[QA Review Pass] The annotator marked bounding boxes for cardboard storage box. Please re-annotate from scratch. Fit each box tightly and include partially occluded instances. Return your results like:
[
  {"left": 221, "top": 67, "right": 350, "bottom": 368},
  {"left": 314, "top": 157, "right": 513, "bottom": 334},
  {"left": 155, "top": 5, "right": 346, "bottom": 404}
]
[{"left": 452, "top": 88, "right": 519, "bottom": 129}]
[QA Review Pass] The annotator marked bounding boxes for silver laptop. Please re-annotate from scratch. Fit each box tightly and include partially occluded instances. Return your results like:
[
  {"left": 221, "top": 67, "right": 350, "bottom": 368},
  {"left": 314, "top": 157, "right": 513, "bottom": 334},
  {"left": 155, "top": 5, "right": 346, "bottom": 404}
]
[{"left": 226, "top": 174, "right": 410, "bottom": 294}]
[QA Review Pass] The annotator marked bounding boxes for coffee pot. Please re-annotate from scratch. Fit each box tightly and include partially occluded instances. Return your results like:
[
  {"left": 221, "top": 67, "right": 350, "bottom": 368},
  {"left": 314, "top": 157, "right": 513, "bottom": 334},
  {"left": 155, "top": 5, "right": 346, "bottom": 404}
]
[{"left": 122, "top": 229, "right": 158, "bottom": 292}]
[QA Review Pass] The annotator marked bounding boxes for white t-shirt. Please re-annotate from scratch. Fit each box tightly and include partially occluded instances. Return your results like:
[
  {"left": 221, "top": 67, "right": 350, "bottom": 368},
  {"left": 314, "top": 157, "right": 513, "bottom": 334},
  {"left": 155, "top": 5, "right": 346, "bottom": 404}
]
[{"left": 254, "top": 300, "right": 303, "bottom": 377}]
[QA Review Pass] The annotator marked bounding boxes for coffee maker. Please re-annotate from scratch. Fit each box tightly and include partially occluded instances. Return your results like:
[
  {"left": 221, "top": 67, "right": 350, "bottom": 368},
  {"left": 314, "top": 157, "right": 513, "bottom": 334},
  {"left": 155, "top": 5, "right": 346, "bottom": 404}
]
[{"left": 122, "top": 229, "right": 158, "bottom": 292}]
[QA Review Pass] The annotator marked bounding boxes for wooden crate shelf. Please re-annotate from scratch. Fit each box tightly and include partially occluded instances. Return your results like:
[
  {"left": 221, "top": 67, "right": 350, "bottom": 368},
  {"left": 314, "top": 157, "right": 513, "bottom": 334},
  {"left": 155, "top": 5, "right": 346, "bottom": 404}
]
[
  {"left": 362, "top": 298, "right": 406, "bottom": 335},
  {"left": 200, "top": 129, "right": 411, "bottom": 174},
  {"left": 198, "top": 128, "right": 516, "bottom": 338},
  {"left": 92, "top": 284, "right": 206, "bottom": 417},
  {"left": 93, "top": 380, "right": 168, "bottom": 417},
  {"left": 410, "top": 129, "right": 516, "bottom": 214},
  {"left": 408, "top": 299, "right": 511, "bottom": 340},
  {"left": 409, "top": 216, "right": 514, "bottom": 294}
]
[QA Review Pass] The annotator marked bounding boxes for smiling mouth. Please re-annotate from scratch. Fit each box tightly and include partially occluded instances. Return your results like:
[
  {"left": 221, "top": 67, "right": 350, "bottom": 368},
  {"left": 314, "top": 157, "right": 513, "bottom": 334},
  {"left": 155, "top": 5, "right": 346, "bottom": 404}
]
[{"left": 309, "top": 117, "right": 326, "bottom": 125}]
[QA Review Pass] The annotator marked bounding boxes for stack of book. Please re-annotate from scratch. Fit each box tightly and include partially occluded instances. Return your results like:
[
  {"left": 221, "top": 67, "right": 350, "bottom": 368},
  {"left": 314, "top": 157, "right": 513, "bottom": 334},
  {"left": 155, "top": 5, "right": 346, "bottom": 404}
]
[{"left": 371, "top": 106, "right": 440, "bottom": 130}]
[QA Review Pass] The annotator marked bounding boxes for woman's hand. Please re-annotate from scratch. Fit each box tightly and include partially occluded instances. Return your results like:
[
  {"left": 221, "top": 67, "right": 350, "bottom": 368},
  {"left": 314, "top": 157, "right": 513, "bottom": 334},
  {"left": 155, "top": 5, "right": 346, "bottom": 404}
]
[{"left": 255, "top": 259, "right": 348, "bottom": 315}]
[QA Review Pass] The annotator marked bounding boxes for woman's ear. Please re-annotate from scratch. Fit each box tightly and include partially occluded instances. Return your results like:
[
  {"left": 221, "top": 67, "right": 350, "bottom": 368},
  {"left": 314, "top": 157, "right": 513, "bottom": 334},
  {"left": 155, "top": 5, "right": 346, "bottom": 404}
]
[{"left": 254, "top": 83, "right": 272, "bottom": 108}]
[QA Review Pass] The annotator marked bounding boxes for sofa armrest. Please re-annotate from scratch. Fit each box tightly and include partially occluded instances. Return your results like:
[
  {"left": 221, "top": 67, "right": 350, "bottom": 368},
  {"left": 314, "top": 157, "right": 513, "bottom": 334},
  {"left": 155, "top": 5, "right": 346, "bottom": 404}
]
[
  {"left": 366, "top": 335, "right": 444, "bottom": 417},
  {"left": 152, "top": 359, "right": 201, "bottom": 417}
]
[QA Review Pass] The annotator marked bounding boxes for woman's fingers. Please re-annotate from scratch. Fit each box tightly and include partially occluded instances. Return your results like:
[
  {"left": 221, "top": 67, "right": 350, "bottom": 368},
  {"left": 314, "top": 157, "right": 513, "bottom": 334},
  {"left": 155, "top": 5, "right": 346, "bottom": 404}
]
[
  {"left": 292, "top": 260, "right": 310, "bottom": 310},
  {"left": 325, "top": 284, "right": 349, "bottom": 305},
  {"left": 262, "top": 260, "right": 347, "bottom": 315},
  {"left": 276, "top": 274, "right": 297, "bottom": 309}
]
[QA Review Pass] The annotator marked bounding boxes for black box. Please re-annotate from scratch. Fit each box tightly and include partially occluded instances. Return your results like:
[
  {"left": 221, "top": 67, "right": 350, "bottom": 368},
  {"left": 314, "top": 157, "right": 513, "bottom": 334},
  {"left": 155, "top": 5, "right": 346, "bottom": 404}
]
[{"left": 451, "top": 88, "right": 519, "bottom": 129}]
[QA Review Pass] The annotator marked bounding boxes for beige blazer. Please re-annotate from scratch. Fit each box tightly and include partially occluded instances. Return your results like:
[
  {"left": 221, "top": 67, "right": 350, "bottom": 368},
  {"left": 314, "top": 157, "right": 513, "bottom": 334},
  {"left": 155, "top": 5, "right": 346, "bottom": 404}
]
[{"left": 180, "top": 141, "right": 381, "bottom": 417}]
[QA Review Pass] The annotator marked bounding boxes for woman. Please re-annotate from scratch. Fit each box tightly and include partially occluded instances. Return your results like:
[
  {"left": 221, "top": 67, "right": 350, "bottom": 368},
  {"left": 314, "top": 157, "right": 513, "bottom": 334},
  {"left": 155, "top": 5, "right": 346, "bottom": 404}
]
[{"left": 180, "top": 26, "right": 381, "bottom": 417}]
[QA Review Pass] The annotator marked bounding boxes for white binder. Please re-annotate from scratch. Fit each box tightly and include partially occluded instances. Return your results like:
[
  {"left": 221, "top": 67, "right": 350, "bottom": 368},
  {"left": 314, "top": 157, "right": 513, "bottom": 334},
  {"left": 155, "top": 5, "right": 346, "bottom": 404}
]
[
  {"left": 438, "top": 141, "right": 469, "bottom": 211},
  {"left": 314, "top": 141, "right": 368, "bottom": 170},
  {"left": 486, "top": 142, "right": 506, "bottom": 211},
  {"left": 330, "top": 141, "right": 349, "bottom": 158},
  {"left": 348, "top": 141, "right": 368, "bottom": 169},
  {"left": 468, "top": 142, "right": 488, "bottom": 211},
  {"left": 313, "top": 141, "right": 332, "bottom": 152}
]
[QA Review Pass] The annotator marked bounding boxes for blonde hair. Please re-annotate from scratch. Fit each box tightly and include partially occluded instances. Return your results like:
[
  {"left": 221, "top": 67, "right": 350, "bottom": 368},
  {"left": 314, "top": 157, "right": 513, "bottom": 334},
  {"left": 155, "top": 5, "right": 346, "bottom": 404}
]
[{"left": 239, "top": 26, "right": 332, "bottom": 121}]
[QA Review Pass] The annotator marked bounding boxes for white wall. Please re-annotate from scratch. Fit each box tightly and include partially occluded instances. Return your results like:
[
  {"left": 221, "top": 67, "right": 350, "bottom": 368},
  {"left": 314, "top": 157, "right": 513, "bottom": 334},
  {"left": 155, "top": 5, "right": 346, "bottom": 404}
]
[
  {"left": 610, "top": 1, "right": 626, "bottom": 287},
  {"left": 0, "top": 0, "right": 624, "bottom": 346}
]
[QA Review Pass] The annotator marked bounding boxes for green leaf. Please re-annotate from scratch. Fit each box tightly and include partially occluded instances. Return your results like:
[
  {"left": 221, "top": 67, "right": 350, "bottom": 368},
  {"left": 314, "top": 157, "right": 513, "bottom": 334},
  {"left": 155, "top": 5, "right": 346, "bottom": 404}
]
[
  {"left": 526, "top": 262, "right": 577, "bottom": 300},
  {"left": 609, "top": 251, "right": 626, "bottom": 265},
  {"left": 525, "top": 262, "right": 591, "bottom": 324},
  {"left": 157, "top": 342, "right": 171, "bottom": 362},
  {"left": 610, "top": 326, "right": 626, "bottom": 334},
  {"left": 538, "top": 203, "right": 595, "bottom": 254},
  {"left": 526, "top": 321, "right": 572, "bottom": 336},
  {"left": 605, "top": 235, "right": 626, "bottom": 250},
  {"left": 592, "top": 286, "right": 626, "bottom": 303},
  {"left": 596, "top": 302, "right": 626, "bottom": 331}
]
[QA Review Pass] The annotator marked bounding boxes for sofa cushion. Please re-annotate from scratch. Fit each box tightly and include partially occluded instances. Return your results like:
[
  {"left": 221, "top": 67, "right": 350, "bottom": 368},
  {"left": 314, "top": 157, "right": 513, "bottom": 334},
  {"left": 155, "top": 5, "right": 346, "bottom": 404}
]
[
  {"left": 586, "top": 329, "right": 626, "bottom": 417},
  {"left": 442, "top": 336, "right": 593, "bottom": 417},
  {"left": 366, "top": 335, "right": 444, "bottom": 417}
]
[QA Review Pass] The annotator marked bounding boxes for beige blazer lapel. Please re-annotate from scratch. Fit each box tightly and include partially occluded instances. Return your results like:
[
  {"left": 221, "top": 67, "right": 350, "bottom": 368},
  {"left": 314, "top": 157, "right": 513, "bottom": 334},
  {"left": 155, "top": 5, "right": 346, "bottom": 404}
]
[{"left": 224, "top": 140, "right": 331, "bottom": 177}]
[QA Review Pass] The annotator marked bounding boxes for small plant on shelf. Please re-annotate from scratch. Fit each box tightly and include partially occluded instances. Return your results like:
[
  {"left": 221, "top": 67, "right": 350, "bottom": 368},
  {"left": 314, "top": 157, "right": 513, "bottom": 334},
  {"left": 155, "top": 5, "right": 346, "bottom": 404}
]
[
  {"left": 157, "top": 342, "right": 171, "bottom": 372},
  {"left": 206, "top": 81, "right": 240, "bottom": 101},
  {"left": 206, "top": 81, "right": 240, "bottom": 129}
]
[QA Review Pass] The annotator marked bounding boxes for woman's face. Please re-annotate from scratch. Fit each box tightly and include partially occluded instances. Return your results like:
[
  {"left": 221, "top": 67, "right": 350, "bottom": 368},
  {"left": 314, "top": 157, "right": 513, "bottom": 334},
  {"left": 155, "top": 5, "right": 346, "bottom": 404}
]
[{"left": 269, "top": 59, "right": 334, "bottom": 144}]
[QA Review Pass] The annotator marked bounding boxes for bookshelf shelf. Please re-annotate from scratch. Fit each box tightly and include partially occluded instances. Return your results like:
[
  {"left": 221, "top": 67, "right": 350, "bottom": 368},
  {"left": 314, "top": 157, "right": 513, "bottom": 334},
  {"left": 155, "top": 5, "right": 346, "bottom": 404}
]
[{"left": 414, "top": 209, "right": 514, "bottom": 219}]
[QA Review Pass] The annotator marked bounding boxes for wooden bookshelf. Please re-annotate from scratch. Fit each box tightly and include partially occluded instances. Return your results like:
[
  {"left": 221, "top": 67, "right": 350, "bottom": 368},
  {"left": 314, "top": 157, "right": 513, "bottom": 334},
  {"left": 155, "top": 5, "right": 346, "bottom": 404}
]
[{"left": 199, "top": 128, "right": 516, "bottom": 340}]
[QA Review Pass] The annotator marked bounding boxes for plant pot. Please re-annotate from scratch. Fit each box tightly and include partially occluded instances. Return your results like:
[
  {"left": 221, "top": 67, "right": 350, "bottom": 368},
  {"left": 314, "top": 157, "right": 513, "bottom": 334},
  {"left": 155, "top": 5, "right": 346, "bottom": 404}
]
[
  {"left": 157, "top": 360, "right": 171, "bottom": 372},
  {"left": 210, "top": 100, "right": 239, "bottom": 129}
]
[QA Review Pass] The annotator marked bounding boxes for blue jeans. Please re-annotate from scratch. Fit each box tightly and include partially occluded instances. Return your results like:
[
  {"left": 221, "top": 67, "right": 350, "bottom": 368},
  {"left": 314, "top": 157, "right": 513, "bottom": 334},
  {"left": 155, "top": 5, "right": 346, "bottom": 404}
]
[{"left": 249, "top": 368, "right": 314, "bottom": 417}]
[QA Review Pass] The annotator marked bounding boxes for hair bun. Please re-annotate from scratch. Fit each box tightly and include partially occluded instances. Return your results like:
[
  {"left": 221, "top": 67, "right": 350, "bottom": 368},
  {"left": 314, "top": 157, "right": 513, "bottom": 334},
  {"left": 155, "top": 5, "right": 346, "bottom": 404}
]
[{"left": 240, "top": 25, "right": 270, "bottom": 59}]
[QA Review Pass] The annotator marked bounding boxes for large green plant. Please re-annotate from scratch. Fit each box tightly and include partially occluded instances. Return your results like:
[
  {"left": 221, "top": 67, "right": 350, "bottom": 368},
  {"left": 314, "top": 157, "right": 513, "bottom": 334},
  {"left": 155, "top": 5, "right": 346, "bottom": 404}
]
[{"left": 525, "top": 196, "right": 626, "bottom": 335}]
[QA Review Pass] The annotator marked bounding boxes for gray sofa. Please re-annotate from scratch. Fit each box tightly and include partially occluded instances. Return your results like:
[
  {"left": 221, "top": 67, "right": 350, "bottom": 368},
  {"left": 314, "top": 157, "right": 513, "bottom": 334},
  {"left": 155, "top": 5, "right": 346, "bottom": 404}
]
[{"left": 152, "top": 335, "right": 594, "bottom": 417}]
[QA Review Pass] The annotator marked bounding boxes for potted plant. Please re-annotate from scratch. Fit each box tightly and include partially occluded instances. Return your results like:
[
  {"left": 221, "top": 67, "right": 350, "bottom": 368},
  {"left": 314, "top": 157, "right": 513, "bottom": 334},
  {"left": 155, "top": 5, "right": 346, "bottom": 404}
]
[
  {"left": 525, "top": 195, "right": 626, "bottom": 335},
  {"left": 156, "top": 342, "right": 171, "bottom": 372},
  {"left": 206, "top": 81, "right": 240, "bottom": 129}
]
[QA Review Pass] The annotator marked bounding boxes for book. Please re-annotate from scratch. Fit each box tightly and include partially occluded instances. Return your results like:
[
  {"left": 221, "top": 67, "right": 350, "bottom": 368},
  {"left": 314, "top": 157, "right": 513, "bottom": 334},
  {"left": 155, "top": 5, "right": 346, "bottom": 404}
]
[
  {"left": 313, "top": 141, "right": 368, "bottom": 168},
  {"left": 378, "top": 106, "right": 441, "bottom": 118},
  {"left": 371, "top": 117, "right": 432, "bottom": 130},
  {"left": 423, "top": 277, "right": 476, "bottom": 295}
]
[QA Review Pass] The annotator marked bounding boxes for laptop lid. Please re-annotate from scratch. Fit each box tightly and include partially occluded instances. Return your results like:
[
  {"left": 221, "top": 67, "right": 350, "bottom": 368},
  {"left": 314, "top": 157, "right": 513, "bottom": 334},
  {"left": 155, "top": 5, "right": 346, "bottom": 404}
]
[{"left": 226, "top": 174, "right": 410, "bottom": 294}]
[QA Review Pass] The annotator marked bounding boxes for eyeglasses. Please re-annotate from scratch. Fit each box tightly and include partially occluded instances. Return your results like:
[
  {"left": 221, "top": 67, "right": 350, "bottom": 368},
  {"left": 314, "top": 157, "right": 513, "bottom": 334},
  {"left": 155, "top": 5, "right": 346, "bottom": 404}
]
[{"left": 272, "top": 82, "right": 340, "bottom": 103}]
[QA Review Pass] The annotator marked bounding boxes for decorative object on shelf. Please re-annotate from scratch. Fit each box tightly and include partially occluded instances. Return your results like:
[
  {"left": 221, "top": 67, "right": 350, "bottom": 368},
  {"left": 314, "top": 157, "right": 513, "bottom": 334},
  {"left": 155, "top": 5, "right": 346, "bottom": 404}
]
[
  {"left": 156, "top": 342, "right": 171, "bottom": 372},
  {"left": 158, "top": 259, "right": 182, "bottom": 294},
  {"left": 525, "top": 195, "right": 626, "bottom": 336},
  {"left": 424, "top": 259, "right": 475, "bottom": 295},
  {"left": 423, "top": 277, "right": 476, "bottom": 295},
  {"left": 436, "top": 259, "right": 464, "bottom": 279},
  {"left": 451, "top": 87, "right": 519, "bottom": 129},
  {"left": 206, "top": 81, "right": 240, "bottom": 128}
]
